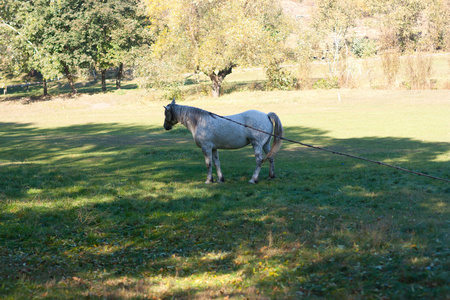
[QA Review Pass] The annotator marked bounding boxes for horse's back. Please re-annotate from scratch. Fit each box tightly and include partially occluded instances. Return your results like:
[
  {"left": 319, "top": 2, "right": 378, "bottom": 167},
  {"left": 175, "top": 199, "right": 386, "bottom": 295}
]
[
  {"left": 195, "top": 110, "right": 272, "bottom": 150},
  {"left": 232, "top": 109, "right": 273, "bottom": 133},
  {"left": 227, "top": 110, "right": 273, "bottom": 144}
]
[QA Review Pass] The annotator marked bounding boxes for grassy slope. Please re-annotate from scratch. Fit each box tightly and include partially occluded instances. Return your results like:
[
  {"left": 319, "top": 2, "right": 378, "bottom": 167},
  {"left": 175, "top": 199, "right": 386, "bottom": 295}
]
[{"left": 0, "top": 90, "right": 449, "bottom": 299}]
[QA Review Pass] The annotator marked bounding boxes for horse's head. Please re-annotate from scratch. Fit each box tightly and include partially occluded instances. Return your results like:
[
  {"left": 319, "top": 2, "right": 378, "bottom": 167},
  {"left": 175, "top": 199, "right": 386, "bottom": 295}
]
[{"left": 163, "top": 99, "right": 177, "bottom": 130}]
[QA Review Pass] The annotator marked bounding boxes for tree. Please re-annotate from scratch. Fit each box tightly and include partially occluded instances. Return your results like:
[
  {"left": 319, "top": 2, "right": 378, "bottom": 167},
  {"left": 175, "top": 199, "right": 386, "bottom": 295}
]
[
  {"left": 423, "top": 0, "right": 450, "bottom": 51},
  {"left": 368, "top": 0, "right": 425, "bottom": 51},
  {"left": 107, "top": 0, "right": 153, "bottom": 90},
  {"left": 312, "top": 0, "right": 361, "bottom": 80},
  {"left": 82, "top": 0, "right": 152, "bottom": 92},
  {"left": 3, "top": 0, "right": 152, "bottom": 96},
  {"left": 147, "top": 0, "right": 288, "bottom": 97},
  {"left": 0, "top": 1, "right": 34, "bottom": 81},
  {"left": 22, "top": 0, "right": 95, "bottom": 94}
]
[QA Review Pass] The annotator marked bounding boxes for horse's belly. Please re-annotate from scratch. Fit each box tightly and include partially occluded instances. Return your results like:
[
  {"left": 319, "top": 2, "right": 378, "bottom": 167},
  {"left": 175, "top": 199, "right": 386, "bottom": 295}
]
[
  {"left": 213, "top": 136, "right": 249, "bottom": 149},
  {"left": 206, "top": 127, "right": 248, "bottom": 148},
  {"left": 195, "top": 127, "right": 249, "bottom": 150}
]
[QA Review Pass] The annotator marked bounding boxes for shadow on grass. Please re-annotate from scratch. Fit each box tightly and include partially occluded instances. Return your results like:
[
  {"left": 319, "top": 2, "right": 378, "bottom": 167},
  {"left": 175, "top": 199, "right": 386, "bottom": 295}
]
[
  {"left": 0, "top": 80, "right": 138, "bottom": 102},
  {"left": 0, "top": 122, "right": 448, "bottom": 298},
  {"left": 222, "top": 81, "right": 266, "bottom": 94}
]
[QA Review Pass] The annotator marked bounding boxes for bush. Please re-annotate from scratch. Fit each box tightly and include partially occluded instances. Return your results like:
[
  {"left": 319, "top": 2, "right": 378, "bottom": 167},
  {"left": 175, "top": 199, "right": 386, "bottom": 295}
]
[
  {"left": 163, "top": 83, "right": 183, "bottom": 101},
  {"left": 313, "top": 77, "right": 339, "bottom": 89},
  {"left": 350, "top": 37, "right": 377, "bottom": 58},
  {"left": 265, "top": 62, "right": 298, "bottom": 91}
]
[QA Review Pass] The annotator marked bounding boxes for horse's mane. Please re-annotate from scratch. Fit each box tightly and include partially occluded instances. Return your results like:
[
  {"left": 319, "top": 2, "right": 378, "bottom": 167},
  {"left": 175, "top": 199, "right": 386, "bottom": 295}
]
[{"left": 172, "top": 104, "right": 214, "bottom": 128}]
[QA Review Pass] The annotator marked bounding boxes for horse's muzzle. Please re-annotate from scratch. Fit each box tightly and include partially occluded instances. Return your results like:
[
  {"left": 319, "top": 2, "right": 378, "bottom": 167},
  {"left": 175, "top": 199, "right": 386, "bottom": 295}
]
[{"left": 164, "top": 122, "right": 172, "bottom": 130}]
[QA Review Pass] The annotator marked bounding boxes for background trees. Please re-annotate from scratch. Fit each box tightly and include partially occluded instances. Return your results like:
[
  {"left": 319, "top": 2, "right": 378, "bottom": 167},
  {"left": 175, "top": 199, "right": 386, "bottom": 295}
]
[
  {"left": 312, "top": 0, "right": 362, "bottom": 80},
  {"left": 82, "top": 0, "right": 151, "bottom": 91},
  {"left": 0, "top": 0, "right": 34, "bottom": 80},
  {"left": 1, "top": 0, "right": 450, "bottom": 96},
  {"left": 147, "top": 0, "right": 289, "bottom": 97},
  {"left": 1, "top": 0, "right": 151, "bottom": 95}
]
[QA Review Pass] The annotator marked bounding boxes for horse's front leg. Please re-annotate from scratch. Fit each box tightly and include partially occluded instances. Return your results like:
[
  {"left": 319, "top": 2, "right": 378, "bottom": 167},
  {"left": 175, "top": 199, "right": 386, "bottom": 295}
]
[
  {"left": 212, "top": 149, "right": 224, "bottom": 183},
  {"left": 202, "top": 147, "right": 214, "bottom": 184},
  {"left": 250, "top": 144, "right": 264, "bottom": 184}
]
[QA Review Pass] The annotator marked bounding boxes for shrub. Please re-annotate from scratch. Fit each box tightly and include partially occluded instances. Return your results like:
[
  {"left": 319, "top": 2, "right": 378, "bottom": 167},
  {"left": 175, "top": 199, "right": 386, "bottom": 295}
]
[
  {"left": 313, "top": 77, "right": 339, "bottom": 89},
  {"left": 163, "top": 83, "right": 183, "bottom": 101},
  {"left": 350, "top": 37, "right": 377, "bottom": 58},
  {"left": 265, "top": 62, "right": 298, "bottom": 91}
]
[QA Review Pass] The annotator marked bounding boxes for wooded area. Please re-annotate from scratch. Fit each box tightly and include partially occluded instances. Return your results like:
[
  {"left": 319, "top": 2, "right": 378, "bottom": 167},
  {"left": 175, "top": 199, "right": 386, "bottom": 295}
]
[{"left": 1, "top": 0, "right": 449, "bottom": 97}]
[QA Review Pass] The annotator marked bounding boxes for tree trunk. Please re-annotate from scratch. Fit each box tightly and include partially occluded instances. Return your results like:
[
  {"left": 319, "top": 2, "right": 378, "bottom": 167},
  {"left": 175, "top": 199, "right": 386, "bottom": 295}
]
[
  {"left": 208, "top": 65, "right": 234, "bottom": 98},
  {"left": 210, "top": 76, "right": 222, "bottom": 98},
  {"left": 43, "top": 79, "right": 48, "bottom": 96},
  {"left": 116, "top": 63, "right": 123, "bottom": 90},
  {"left": 101, "top": 69, "right": 107, "bottom": 92},
  {"left": 63, "top": 64, "right": 77, "bottom": 94}
]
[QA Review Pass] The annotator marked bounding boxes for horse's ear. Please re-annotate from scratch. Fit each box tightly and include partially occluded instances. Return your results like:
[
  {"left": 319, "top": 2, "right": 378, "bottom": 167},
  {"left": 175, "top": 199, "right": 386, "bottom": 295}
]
[
  {"left": 163, "top": 105, "right": 168, "bottom": 110},
  {"left": 171, "top": 98, "right": 176, "bottom": 105}
]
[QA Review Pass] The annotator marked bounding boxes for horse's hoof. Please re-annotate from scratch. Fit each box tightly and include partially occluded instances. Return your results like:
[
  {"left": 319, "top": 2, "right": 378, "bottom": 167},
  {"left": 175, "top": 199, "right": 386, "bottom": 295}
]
[
  {"left": 205, "top": 180, "right": 213, "bottom": 184},
  {"left": 218, "top": 178, "right": 225, "bottom": 183},
  {"left": 248, "top": 179, "right": 257, "bottom": 184}
]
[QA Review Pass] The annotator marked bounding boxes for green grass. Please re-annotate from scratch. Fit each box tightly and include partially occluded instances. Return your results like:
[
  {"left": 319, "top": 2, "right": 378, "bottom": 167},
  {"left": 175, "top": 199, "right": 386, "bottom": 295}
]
[{"left": 0, "top": 90, "right": 449, "bottom": 298}]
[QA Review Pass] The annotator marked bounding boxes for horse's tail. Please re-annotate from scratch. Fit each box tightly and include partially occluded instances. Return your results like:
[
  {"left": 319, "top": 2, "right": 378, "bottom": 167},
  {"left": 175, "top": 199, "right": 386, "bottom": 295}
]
[{"left": 264, "top": 112, "right": 284, "bottom": 162}]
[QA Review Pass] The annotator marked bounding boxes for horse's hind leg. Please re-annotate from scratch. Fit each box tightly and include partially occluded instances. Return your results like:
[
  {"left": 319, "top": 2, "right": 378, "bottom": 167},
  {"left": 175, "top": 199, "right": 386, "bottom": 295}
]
[
  {"left": 263, "top": 142, "right": 275, "bottom": 179},
  {"left": 212, "top": 149, "right": 224, "bottom": 183},
  {"left": 202, "top": 148, "right": 214, "bottom": 184},
  {"left": 250, "top": 144, "right": 264, "bottom": 184}
]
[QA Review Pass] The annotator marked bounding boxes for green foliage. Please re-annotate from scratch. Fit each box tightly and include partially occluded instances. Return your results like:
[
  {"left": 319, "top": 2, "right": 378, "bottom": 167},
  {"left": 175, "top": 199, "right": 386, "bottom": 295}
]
[
  {"left": 163, "top": 83, "right": 183, "bottom": 101},
  {"left": 265, "top": 61, "right": 298, "bottom": 91},
  {"left": 2, "top": 0, "right": 450, "bottom": 96},
  {"left": 147, "top": 0, "right": 289, "bottom": 97},
  {"left": 0, "top": 1, "right": 35, "bottom": 78},
  {"left": 313, "top": 77, "right": 340, "bottom": 89},
  {"left": 0, "top": 0, "right": 151, "bottom": 94},
  {"left": 371, "top": 0, "right": 427, "bottom": 51},
  {"left": 425, "top": 0, "right": 450, "bottom": 51},
  {"left": 312, "top": 0, "right": 363, "bottom": 80},
  {"left": 350, "top": 37, "right": 378, "bottom": 58},
  {"left": 313, "top": 0, "right": 361, "bottom": 33}
]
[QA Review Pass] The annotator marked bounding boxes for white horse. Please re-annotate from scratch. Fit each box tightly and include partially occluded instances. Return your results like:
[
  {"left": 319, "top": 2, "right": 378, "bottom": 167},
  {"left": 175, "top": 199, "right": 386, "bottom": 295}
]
[{"left": 163, "top": 100, "right": 283, "bottom": 184}]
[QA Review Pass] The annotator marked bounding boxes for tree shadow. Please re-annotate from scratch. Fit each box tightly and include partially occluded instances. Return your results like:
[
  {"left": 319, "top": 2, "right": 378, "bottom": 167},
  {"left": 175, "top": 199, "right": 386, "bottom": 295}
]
[
  {"left": 0, "top": 122, "right": 448, "bottom": 298},
  {"left": 0, "top": 79, "right": 138, "bottom": 102},
  {"left": 221, "top": 80, "right": 266, "bottom": 95}
]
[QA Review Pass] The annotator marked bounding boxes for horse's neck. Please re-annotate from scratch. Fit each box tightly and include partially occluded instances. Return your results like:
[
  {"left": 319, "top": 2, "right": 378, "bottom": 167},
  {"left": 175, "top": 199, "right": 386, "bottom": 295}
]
[{"left": 174, "top": 105, "right": 199, "bottom": 133}]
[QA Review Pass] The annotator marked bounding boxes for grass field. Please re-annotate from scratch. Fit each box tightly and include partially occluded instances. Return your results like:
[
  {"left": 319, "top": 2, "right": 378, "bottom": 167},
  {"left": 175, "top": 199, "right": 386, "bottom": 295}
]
[{"left": 0, "top": 89, "right": 449, "bottom": 299}]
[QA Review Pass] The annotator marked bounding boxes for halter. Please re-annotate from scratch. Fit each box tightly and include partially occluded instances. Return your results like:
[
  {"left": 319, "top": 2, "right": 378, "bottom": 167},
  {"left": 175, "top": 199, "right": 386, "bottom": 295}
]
[{"left": 164, "top": 104, "right": 177, "bottom": 128}]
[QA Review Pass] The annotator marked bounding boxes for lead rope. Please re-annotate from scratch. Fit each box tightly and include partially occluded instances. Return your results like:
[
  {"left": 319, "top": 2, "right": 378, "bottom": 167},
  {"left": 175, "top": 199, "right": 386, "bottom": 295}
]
[{"left": 210, "top": 112, "right": 450, "bottom": 183}]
